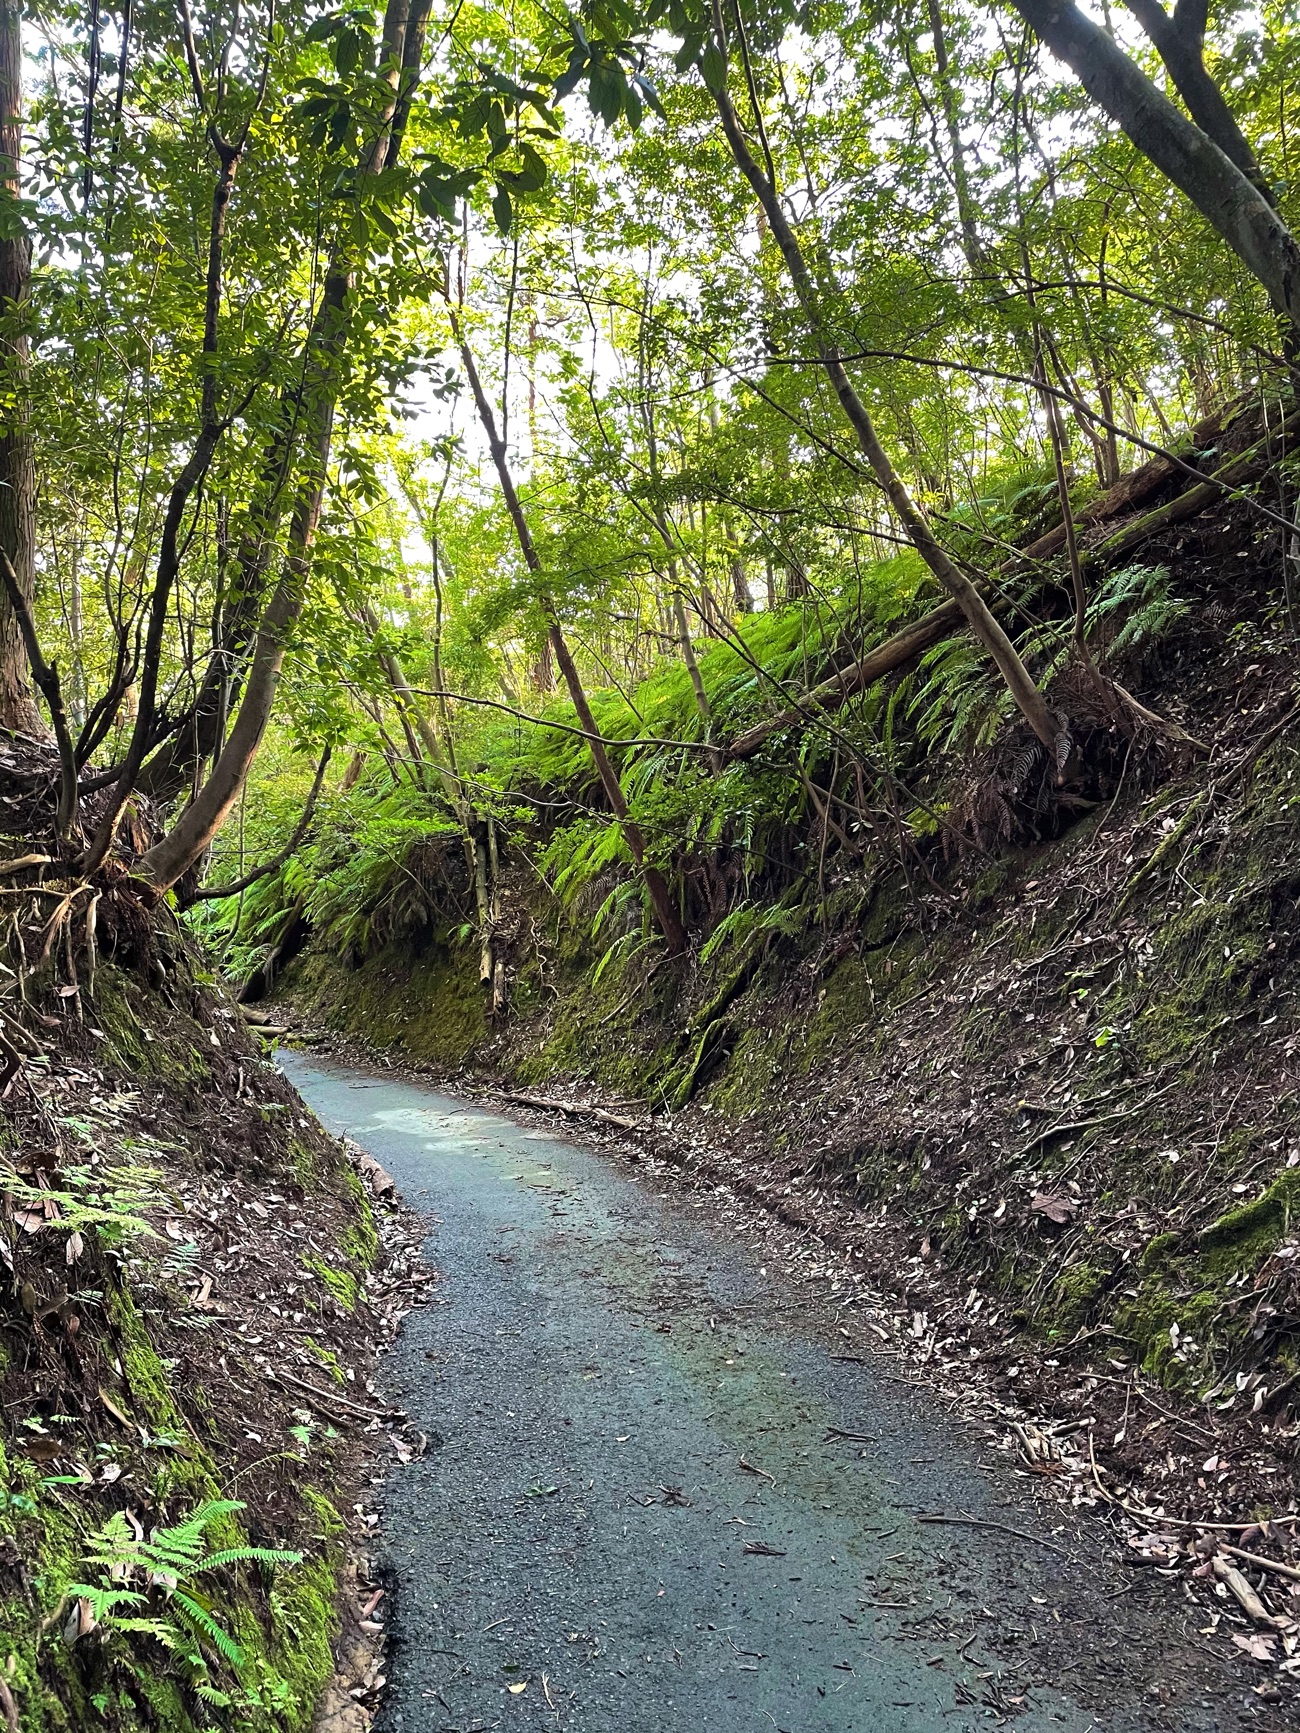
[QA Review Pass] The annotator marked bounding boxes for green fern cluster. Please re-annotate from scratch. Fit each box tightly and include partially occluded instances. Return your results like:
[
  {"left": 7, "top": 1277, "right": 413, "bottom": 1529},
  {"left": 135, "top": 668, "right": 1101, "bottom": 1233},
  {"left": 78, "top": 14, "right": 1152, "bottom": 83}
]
[{"left": 65, "top": 1499, "right": 301, "bottom": 1700}]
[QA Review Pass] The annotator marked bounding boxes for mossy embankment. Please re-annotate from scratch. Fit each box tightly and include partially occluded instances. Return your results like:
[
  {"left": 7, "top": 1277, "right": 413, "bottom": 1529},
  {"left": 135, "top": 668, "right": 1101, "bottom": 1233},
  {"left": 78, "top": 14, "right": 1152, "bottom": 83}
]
[{"left": 0, "top": 894, "right": 387, "bottom": 1730}]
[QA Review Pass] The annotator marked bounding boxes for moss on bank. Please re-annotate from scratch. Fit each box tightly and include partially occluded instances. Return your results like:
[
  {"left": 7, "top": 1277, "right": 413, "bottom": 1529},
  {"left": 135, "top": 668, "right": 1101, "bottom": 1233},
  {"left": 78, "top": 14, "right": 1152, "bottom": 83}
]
[
  {"left": 1, "top": 935, "right": 379, "bottom": 1730},
  {"left": 286, "top": 940, "right": 486, "bottom": 1064}
]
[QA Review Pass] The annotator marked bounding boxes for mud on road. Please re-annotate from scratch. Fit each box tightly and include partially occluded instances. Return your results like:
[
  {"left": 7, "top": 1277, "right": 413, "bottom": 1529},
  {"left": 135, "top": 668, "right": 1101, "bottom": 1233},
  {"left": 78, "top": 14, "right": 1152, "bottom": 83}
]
[{"left": 282, "top": 1053, "right": 1273, "bottom": 1733}]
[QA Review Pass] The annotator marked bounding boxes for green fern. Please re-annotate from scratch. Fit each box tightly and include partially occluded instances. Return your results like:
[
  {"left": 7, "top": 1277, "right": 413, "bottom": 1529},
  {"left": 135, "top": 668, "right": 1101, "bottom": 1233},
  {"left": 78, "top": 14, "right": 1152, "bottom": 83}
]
[{"left": 66, "top": 1499, "right": 301, "bottom": 1679}]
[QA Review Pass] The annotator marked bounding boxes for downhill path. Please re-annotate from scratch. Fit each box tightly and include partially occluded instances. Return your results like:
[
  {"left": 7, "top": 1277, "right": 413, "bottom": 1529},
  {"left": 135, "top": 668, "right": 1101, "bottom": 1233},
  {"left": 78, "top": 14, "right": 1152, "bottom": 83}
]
[{"left": 281, "top": 1053, "right": 1256, "bottom": 1733}]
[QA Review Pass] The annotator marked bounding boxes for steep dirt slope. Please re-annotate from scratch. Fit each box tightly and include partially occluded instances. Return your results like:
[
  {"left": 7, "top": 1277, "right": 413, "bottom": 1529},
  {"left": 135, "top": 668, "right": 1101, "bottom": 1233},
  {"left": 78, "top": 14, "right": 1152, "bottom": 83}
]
[{"left": 0, "top": 796, "right": 419, "bottom": 1731}]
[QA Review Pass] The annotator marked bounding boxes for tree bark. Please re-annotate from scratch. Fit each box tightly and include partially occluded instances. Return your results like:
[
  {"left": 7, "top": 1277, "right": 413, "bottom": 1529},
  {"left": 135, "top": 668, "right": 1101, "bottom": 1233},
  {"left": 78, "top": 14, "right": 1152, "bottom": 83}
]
[
  {"left": 1008, "top": 0, "right": 1300, "bottom": 330},
  {"left": 187, "top": 744, "right": 331, "bottom": 900},
  {"left": 0, "top": 0, "right": 43, "bottom": 735},
  {"left": 925, "top": 0, "right": 989, "bottom": 274}
]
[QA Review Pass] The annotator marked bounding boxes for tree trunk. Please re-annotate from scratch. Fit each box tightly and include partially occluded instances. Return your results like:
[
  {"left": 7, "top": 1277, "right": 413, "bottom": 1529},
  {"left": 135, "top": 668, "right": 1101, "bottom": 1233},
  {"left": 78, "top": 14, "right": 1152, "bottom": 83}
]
[
  {"left": 451, "top": 312, "right": 688, "bottom": 953},
  {"left": 0, "top": 1, "right": 43, "bottom": 735},
  {"left": 707, "top": 21, "right": 1061, "bottom": 754},
  {"left": 1008, "top": 0, "right": 1300, "bottom": 331},
  {"left": 925, "top": 0, "right": 989, "bottom": 275}
]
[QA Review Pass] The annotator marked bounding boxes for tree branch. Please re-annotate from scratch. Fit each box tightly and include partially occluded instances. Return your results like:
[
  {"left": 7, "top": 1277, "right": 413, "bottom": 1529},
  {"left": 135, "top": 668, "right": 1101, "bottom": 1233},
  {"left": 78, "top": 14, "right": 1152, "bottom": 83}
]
[{"left": 188, "top": 744, "right": 331, "bottom": 900}]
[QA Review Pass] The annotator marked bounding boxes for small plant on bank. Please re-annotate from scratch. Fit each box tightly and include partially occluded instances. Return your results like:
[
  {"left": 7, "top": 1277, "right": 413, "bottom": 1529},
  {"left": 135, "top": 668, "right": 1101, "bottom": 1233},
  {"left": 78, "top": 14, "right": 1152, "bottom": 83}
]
[{"left": 63, "top": 1499, "right": 301, "bottom": 1702}]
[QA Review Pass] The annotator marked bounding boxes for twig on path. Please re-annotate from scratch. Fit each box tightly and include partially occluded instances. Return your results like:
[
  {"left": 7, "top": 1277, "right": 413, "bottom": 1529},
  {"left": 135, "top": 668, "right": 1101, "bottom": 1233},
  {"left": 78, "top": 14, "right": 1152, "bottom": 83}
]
[
  {"left": 267, "top": 1367, "right": 396, "bottom": 1420},
  {"left": 1212, "top": 1556, "right": 1283, "bottom": 1627},
  {"left": 825, "top": 1426, "right": 879, "bottom": 1444},
  {"left": 916, "top": 1512, "right": 1068, "bottom": 1556},
  {"left": 495, "top": 1090, "right": 648, "bottom": 1133},
  {"left": 1220, "top": 1543, "right": 1300, "bottom": 1584},
  {"left": 739, "top": 1455, "right": 776, "bottom": 1485}
]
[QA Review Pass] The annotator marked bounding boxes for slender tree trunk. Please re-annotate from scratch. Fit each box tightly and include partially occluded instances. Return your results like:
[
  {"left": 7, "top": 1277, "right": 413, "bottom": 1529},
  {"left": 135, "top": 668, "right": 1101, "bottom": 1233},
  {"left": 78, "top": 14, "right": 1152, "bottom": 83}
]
[
  {"left": 707, "top": 18, "right": 1061, "bottom": 753},
  {"left": 926, "top": 0, "right": 989, "bottom": 274},
  {"left": 451, "top": 311, "right": 688, "bottom": 953},
  {"left": 672, "top": 586, "right": 720, "bottom": 769},
  {"left": 0, "top": 1, "right": 43, "bottom": 735},
  {"left": 137, "top": 0, "right": 433, "bottom": 804}
]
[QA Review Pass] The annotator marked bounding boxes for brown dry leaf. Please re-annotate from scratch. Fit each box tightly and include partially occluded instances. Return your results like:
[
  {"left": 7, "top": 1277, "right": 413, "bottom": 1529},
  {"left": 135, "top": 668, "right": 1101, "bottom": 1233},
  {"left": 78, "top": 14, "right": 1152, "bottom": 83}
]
[
  {"left": 1233, "top": 1632, "right": 1278, "bottom": 1663},
  {"left": 98, "top": 1387, "right": 132, "bottom": 1427},
  {"left": 1030, "top": 1192, "right": 1078, "bottom": 1225}
]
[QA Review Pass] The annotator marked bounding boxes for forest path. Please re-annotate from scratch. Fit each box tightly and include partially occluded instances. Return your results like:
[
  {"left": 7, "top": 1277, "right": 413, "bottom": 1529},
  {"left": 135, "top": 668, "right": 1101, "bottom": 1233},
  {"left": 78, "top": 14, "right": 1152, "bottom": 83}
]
[{"left": 282, "top": 1053, "right": 1249, "bottom": 1733}]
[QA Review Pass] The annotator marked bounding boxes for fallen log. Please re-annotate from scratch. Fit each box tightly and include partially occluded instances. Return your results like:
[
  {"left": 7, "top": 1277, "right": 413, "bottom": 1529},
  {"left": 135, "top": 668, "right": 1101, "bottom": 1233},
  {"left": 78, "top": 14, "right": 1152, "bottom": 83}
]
[
  {"left": 1015, "top": 399, "right": 1240, "bottom": 565},
  {"left": 727, "top": 599, "right": 966, "bottom": 761},
  {"left": 494, "top": 1090, "right": 648, "bottom": 1133},
  {"left": 1083, "top": 406, "right": 1300, "bottom": 568},
  {"left": 725, "top": 406, "right": 1297, "bottom": 762}
]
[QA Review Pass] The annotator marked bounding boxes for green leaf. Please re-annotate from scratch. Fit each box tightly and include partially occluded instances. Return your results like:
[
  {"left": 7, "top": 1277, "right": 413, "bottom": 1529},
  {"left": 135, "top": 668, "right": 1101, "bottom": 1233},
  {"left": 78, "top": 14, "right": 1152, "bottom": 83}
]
[
  {"left": 674, "top": 33, "right": 705, "bottom": 72},
  {"left": 334, "top": 27, "right": 363, "bottom": 76},
  {"left": 515, "top": 141, "right": 549, "bottom": 191},
  {"left": 588, "top": 59, "right": 626, "bottom": 127},
  {"left": 553, "top": 44, "right": 589, "bottom": 102},
  {"left": 327, "top": 100, "right": 352, "bottom": 153},
  {"left": 632, "top": 72, "right": 666, "bottom": 119},
  {"left": 699, "top": 41, "right": 727, "bottom": 95},
  {"left": 491, "top": 184, "right": 513, "bottom": 234}
]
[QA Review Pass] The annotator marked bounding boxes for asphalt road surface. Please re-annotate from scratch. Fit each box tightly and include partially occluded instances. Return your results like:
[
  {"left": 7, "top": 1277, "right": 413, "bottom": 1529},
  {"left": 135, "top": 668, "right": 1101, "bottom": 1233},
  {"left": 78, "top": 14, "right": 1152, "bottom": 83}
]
[{"left": 282, "top": 1052, "right": 1263, "bottom": 1733}]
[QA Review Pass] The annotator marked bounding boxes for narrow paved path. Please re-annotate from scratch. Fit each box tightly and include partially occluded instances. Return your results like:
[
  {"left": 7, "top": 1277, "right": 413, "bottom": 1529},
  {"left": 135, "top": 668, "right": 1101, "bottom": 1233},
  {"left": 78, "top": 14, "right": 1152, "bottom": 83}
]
[{"left": 283, "top": 1054, "right": 1253, "bottom": 1733}]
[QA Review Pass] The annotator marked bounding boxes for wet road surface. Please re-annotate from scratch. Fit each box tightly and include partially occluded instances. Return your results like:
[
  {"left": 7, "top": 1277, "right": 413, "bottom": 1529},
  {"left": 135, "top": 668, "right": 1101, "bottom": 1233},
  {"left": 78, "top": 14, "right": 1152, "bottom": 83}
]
[{"left": 281, "top": 1052, "right": 1255, "bottom": 1733}]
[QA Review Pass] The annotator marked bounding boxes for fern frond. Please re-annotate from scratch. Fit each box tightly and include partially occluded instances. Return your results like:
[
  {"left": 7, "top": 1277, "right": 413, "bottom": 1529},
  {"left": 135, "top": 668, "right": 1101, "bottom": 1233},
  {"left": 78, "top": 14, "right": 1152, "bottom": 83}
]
[{"left": 172, "top": 1592, "right": 245, "bottom": 1666}]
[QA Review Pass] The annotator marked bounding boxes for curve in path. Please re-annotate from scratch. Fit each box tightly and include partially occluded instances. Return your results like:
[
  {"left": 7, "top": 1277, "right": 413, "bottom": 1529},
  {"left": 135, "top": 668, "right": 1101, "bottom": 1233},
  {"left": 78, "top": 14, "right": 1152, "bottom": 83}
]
[{"left": 282, "top": 1053, "right": 1250, "bottom": 1733}]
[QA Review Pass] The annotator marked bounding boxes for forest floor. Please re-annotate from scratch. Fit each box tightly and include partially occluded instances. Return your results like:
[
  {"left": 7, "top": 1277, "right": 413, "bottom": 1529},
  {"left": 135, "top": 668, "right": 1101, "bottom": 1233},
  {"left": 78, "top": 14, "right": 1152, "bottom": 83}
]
[{"left": 282, "top": 1047, "right": 1289, "bottom": 1732}]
